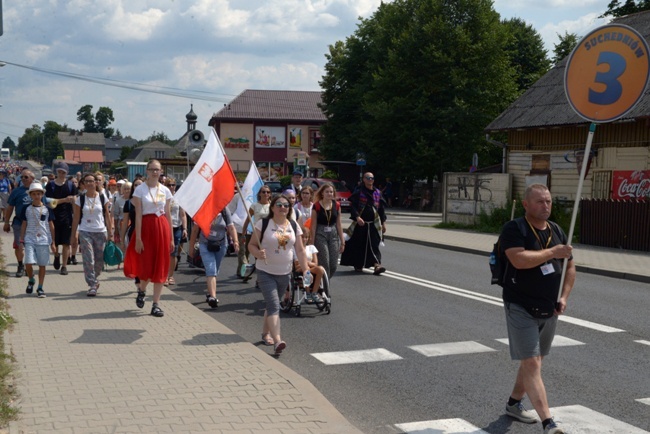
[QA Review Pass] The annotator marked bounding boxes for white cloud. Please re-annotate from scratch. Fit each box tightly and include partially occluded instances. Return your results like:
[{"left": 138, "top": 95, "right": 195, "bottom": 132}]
[
  {"left": 102, "top": 2, "right": 167, "bottom": 41},
  {"left": 539, "top": 12, "right": 610, "bottom": 51}
]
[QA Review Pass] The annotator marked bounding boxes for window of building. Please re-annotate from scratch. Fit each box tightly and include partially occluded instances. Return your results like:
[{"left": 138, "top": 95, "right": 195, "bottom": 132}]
[
  {"left": 309, "top": 128, "right": 321, "bottom": 153},
  {"left": 155, "top": 151, "right": 165, "bottom": 159}
]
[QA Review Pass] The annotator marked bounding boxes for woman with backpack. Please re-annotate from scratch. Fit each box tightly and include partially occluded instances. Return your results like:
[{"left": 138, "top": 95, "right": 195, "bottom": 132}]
[
  {"left": 71, "top": 173, "right": 113, "bottom": 296},
  {"left": 188, "top": 207, "right": 239, "bottom": 309},
  {"left": 309, "top": 183, "right": 345, "bottom": 282},
  {"left": 247, "top": 194, "right": 310, "bottom": 355}
]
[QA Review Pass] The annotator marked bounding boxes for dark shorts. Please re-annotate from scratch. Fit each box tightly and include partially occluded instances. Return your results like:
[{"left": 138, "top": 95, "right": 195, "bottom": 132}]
[
  {"left": 504, "top": 302, "right": 557, "bottom": 360},
  {"left": 171, "top": 226, "right": 182, "bottom": 256},
  {"left": 54, "top": 220, "right": 72, "bottom": 245}
]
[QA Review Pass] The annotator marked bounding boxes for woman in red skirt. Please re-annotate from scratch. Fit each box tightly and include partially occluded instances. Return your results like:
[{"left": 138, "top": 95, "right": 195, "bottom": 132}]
[{"left": 123, "top": 159, "right": 173, "bottom": 317}]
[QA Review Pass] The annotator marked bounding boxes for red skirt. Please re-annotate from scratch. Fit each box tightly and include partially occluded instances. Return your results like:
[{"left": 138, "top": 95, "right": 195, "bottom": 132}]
[{"left": 124, "top": 214, "right": 171, "bottom": 284}]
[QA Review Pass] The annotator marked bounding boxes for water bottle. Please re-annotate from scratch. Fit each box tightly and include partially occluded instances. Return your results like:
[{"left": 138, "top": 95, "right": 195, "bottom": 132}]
[
  {"left": 489, "top": 251, "right": 496, "bottom": 266},
  {"left": 303, "top": 271, "right": 313, "bottom": 287}
]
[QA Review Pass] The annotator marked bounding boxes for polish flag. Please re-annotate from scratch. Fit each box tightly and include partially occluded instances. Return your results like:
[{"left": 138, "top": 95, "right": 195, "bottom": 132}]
[{"left": 175, "top": 128, "right": 236, "bottom": 237}]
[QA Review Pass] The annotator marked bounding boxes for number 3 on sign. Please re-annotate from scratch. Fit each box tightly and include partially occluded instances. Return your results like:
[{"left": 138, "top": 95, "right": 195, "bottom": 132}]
[
  {"left": 589, "top": 51, "right": 625, "bottom": 105},
  {"left": 565, "top": 24, "right": 650, "bottom": 123}
]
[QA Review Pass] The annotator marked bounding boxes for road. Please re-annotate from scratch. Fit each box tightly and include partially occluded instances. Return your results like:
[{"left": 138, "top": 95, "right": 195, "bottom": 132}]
[{"left": 169, "top": 237, "right": 650, "bottom": 434}]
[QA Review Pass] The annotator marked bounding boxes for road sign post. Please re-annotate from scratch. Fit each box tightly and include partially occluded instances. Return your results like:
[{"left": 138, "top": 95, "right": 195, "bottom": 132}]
[{"left": 559, "top": 24, "right": 650, "bottom": 301}]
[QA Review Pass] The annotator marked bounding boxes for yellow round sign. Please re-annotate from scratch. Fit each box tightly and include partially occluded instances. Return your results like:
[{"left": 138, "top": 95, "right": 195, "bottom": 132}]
[{"left": 565, "top": 24, "right": 650, "bottom": 123}]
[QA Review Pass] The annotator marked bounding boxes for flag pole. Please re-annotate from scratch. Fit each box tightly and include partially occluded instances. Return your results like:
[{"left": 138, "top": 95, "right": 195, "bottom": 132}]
[
  {"left": 211, "top": 128, "right": 266, "bottom": 264},
  {"left": 557, "top": 122, "right": 596, "bottom": 302}
]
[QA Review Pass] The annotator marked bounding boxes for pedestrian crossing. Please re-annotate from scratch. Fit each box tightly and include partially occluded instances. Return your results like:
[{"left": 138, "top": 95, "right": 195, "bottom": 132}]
[
  {"left": 310, "top": 336, "right": 585, "bottom": 365},
  {"left": 394, "top": 405, "right": 650, "bottom": 433}
]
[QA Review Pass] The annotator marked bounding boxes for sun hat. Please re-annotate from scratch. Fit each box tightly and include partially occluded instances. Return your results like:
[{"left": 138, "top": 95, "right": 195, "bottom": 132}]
[{"left": 28, "top": 182, "right": 44, "bottom": 193}]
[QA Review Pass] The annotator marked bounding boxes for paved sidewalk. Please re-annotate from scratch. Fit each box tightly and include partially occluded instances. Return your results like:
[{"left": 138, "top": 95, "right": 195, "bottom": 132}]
[{"left": 1, "top": 232, "right": 361, "bottom": 434}]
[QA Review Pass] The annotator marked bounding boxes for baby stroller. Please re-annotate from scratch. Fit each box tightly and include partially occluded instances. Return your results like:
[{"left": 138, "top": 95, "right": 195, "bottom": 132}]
[{"left": 281, "top": 267, "right": 331, "bottom": 317}]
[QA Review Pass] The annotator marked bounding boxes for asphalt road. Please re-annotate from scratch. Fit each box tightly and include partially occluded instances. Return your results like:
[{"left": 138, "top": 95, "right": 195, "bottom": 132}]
[{"left": 169, "top": 238, "right": 650, "bottom": 434}]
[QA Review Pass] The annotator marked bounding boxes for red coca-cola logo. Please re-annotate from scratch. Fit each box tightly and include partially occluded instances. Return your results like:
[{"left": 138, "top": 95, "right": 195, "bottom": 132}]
[{"left": 612, "top": 170, "right": 650, "bottom": 200}]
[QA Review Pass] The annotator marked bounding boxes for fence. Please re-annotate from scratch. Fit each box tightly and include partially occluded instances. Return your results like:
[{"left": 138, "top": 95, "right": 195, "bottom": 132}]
[{"left": 580, "top": 199, "right": 650, "bottom": 251}]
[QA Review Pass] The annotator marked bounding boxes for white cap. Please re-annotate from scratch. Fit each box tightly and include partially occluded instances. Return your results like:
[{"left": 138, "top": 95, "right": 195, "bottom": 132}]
[
  {"left": 28, "top": 182, "right": 44, "bottom": 193},
  {"left": 117, "top": 179, "right": 125, "bottom": 185}
]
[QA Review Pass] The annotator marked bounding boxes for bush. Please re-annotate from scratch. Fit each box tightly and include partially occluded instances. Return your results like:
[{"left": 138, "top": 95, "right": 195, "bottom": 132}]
[
  {"left": 278, "top": 175, "right": 292, "bottom": 189},
  {"left": 321, "top": 170, "right": 339, "bottom": 179}
]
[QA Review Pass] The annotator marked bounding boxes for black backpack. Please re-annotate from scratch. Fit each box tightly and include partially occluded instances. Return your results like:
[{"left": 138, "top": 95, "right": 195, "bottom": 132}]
[{"left": 489, "top": 217, "right": 562, "bottom": 287}]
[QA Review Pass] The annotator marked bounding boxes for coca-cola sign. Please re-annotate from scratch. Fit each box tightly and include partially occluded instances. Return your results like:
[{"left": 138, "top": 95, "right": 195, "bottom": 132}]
[{"left": 611, "top": 170, "right": 650, "bottom": 200}]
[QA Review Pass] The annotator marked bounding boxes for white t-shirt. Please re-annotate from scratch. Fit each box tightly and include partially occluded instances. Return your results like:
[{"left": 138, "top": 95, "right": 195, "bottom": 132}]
[
  {"left": 293, "top": 244, "right": 318, "bottom": 261},
  {"left": 255, "top": 219, "right": 302, "bottom": 276},
  {"left": 133, "top": 183, "right": 172, "bottom": 216},
  {"left": 75, "top": 194, "right": 107, "bottom": 233},
  {"left": 170, "top": 196, "right": 182, "bottom": 227}
]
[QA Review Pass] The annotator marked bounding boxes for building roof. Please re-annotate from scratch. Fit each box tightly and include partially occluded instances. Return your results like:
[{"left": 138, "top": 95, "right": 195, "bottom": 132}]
[
  {"left": 105, "top": 136, "right": 138, "bottom": 149},
  {"left": 126, "top": 141, "right": 179, "bottom": 162},
  {"left": 486, "top": 11, "right": 650, "bottom": 132},
  {"left": 63, "top": 150, "right": 104, "bottom": 163},
  {"left": 58, "top": 131, "right": 106, "bottom": 146},
  {"left": 211, "top": 90, "right": 326, "bottom": 122}
]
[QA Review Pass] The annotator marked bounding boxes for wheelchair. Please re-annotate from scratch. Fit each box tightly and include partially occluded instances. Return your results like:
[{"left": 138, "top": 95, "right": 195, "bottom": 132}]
[{"left": 281, "top": 267, "right": 331, "bottom": 317}]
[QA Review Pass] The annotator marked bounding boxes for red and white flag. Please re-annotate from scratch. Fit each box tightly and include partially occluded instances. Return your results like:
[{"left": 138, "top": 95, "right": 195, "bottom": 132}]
[{"left": 175, "top": 128, "right": 236, "bottom": 237}]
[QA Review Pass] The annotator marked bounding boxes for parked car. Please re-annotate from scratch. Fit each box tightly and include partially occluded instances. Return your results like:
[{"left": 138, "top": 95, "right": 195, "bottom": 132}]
[
  {"left": 301, "top": 178, "right": 351, "bottom": 210},
  {"left": 264, "top": 180, "right": 283, "bottom": 195}
]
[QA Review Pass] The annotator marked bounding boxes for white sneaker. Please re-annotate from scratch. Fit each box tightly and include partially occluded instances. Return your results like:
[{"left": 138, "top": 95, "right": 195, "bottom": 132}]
[
  {"left": 505, "top": 401, "right": 538, "bottom": 424},
  {"left": 544, "top": 420, "right": 565, "bottom": 434}
]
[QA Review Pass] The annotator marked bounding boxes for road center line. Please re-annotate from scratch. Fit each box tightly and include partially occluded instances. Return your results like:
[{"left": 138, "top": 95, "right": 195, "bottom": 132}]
[{"left": 383, "top": 271, "right": 625, "bottom": 333}]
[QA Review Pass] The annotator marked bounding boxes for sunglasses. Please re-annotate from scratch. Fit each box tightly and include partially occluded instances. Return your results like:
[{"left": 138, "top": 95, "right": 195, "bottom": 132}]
[
  {"left": 260, "top": 191, "right": 271, "bottom": 194},
  {"left": 365, "top": 176, "right": 374, "bottom": 180},
  {"left": 21, "top": 175, "right": 31, "bottom": 179},
  {"left": 275, "top": 203, "right": 290, "bottom": 208},
  {"left": 168, "top": 184, "right": 176, "bottom": 187}
]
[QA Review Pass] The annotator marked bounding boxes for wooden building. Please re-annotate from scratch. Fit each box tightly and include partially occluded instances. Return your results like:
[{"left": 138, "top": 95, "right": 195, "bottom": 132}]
[{"left": 485, "top": 11, "right": 650, "bottom": 202}]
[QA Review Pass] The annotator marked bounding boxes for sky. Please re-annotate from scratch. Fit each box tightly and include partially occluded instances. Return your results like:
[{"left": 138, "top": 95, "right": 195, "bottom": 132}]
[{"left": 0, "top": 0, "right": 612, "bottom": 146}]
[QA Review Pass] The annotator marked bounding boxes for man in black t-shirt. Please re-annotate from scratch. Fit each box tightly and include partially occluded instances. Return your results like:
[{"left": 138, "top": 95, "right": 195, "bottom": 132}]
[
  {"left": 499, "top": 184, "right": 575, "bottom": 434},
  {"left": 45, "top": 162, "right": 78, "bottom": 275}
]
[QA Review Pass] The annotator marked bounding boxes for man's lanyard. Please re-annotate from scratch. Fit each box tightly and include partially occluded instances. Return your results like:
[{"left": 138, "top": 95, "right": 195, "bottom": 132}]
[{"left": 524, "top": 217, "right": 552, "bottom": 250}]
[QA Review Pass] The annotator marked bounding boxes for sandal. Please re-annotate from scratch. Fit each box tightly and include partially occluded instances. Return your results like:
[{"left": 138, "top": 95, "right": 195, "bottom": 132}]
[
  {"left": 151, "top": 303, "right": 164, "bottom": 317},
  {"left": 274, "top": 341, "right": 286, "bottom": 355},
  {"left": 207, "top": 296, "right": 218, "bottom": 308},
  {"left": 167, "top": 277, "right": 175, "bottom": 285},
  {"left": 136, "top": 290, "right": 145, "bottom": 309},
  {"left": 261, "top": 333, "right": 274, "bottom": 346},
  {"left": 373, "top": 265, "right": 386, "bottom": 275}
]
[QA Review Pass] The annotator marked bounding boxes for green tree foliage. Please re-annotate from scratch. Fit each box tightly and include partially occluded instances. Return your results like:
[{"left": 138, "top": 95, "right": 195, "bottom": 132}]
[
  {"left": 2, "top": 137, "right": 15, "bottom": 152},
  {"left": 601, "top": 0, "right": 650, "bottom": 17},
  {"left": 76, "top": 104, "right": 115, "bottom": 138},
  {"left": 139, "top": 131, "right": 174, "bottom": 146},
  {"left": 502, "top": 18, "right": 551, "bottom": 93},
  {"left": 16, "top": 122, "right": 67, "bottom": 164},
  {"left": 119, "top": 146, "right": 134, "bottom": 160},
  {"left": 553, "top": 31, "right": 579, "bottom": 65},
  {"left": 319, "top": 0, "right": 518, "bottom": 182}
]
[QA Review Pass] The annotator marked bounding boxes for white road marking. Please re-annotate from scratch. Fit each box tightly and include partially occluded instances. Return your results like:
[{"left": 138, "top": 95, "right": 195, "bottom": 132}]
[
  {"left": 636, "top": 398, "right": 650, "bottom": 405},
  {"left": 551, "top": 404, "right": 649, "bottom": 433},
  {"left": 495, "top": 335, "right": 585, "bottom": 347},
  {"left": 635, "top": 340, "right": 650, "bottom": 346},
  {"left": 395, "top": 418, "right": 488, "bottom": 433},
  {"left": 408, "top": 341, "right": 496, "bottom": 357},
  {"left": 311, "top": 348, "right": 403, "bottom": 365},
  {"left": 383, "top": 270, "right": 626, "bottom": 333}
]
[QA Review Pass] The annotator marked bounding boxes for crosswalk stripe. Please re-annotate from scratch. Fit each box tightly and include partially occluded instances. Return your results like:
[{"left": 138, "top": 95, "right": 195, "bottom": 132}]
[
  {"left": 495, "top": 335, "right": 585, "bottom": 347},
  {"left": 311, "top": 348, "right": 403, "bottom": 365},
  {"left": 408, "top": 341, "right": 496, "bottom": 357},
  {"left": 395, "top": 418, "right": 488, "bottom": 433},
  {"left": 637, "top": 398, "right": 650, "bottom": 405},
  {"left": 551, "top": 404, "right": 649, "bottom": 433},
  {"left": 635, "top": 340, "right": 650, "bottom": 346}
]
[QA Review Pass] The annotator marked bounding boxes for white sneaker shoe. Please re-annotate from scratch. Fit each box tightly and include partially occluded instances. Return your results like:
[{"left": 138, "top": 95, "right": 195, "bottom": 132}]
[{"left": 505, "top": 401, "right": 538, "bottom": 424}]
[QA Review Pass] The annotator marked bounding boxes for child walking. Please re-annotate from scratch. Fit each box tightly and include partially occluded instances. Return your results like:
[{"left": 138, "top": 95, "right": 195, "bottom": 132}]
[{"left": 20, "top": 183, "right": 55, "bottom": 298}]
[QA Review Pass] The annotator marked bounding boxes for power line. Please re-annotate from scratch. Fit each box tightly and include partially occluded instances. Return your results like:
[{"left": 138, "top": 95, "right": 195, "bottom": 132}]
[{"left": 0, "top": 60, "right": 238, "bottom": 103}]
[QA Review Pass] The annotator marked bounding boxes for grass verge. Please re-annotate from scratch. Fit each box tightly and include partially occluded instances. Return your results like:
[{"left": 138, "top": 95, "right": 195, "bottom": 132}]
[{"left": 0, "top": 245, "right": 19, "bottom": 428}]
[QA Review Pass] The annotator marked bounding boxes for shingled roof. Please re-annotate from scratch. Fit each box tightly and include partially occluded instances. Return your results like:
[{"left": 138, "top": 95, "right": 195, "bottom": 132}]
[
  {"left": 486, "top": 10, "right": 650, "bottom": 132},
  {"left": 212, "top": 90, "right": 326, "bottom": 122}
]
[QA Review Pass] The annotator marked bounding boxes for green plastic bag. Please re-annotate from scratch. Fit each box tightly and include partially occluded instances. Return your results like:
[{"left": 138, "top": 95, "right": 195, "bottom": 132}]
[{"left": 103, "top": 240, "right": 124, "bottom": 266}]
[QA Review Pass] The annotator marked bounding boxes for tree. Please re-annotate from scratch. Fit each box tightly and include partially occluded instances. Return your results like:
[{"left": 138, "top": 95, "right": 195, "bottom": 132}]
[
  {"left": 2, "top": 137, "right": 15, "bottom": 152},
  {"left": 553, "top": 31, "right": 579, "bottom": 65},
  {"left": 502, "top": 18, "right": 551, "bottom": 93},
  {"left": 601, "top": 0, "right": 650, "bottom": 17},
  {"left": 76, "top": 104, "right": 115, "bottom": 138},
  {"left": 139, "top": 131, "right": 174, "bottom": 146},
  {"left": 15, "top": 122, "right": 67, "bottom": 164},
  {"left": 319, "top": 0, "right": 518, "bottom": 182}
]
